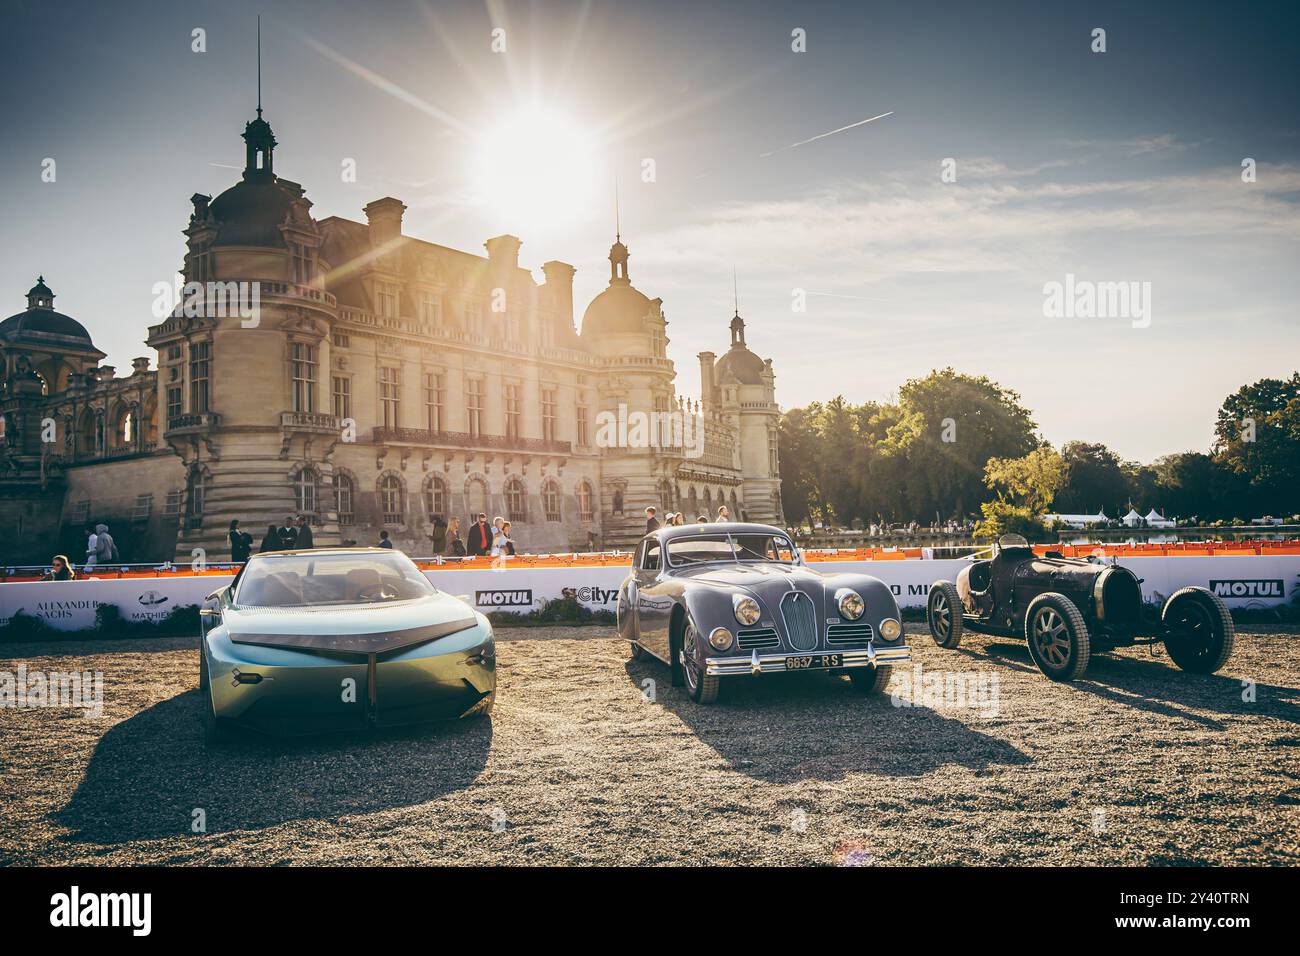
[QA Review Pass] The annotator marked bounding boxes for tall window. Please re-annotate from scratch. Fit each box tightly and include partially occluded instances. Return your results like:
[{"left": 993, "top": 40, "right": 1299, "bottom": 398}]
[
  {"left": 295, "top": 468, "right": 318, "bottom": 516},
  {"left": 189, "top": 341, "right": 211, "bottom": 413},
  {"left": 291, "top": 342, "right": 318, "bottom": 413},
  {"left": 466, "top": 378, "right": 484, "bottom": 437},
  {"left": 504, "top": 383, "right": 521, "bottom": 440},
  {"left": 425, "top": 474, "right": 447, "bottom": 519},
  {"left": 186, "top": 467, "right": 206, "bottom": 531},
  {"left": 423, "top": 371, "right": 445, "bottom": 432},
  {"left": 379, "top": 366, "right": 400, "bottom": 428},
  {"left": 166, "top": 385, "right": 183, "bottom": 424},
  {"left": 380, "top": 474, "right": 402, "bottom": 524},
  {"left": 505, "top": 477, "right": 526, "bottom": 522},
  {"left": 292, "top": 244, "right": 312, "bottom": 284},
  {"left": 417, "top": 291, "right": 440, "bottom": 328},
  {"left": 541, "top": 387, "right": 557, "bottom": 443},
  {"left": 576, "top": 480, "right": 594, "bottom": 521},
  {"left": 542, "top": 479, "right": 561, "bottom": 522},
  {"left": 336, "top": 473, "right": 355, "bottom": 525},
  {"left": 769, "top": 428, "right": 779, "bottom": 475},
  {"left": 576, "top": 400, "right": 589, "bottom": 446},
  {"left": 332, "top": 376, "right": 351, "bottom": 420},
  {"left": 377, "top": 284, "right": 399, "bottom": 318}
]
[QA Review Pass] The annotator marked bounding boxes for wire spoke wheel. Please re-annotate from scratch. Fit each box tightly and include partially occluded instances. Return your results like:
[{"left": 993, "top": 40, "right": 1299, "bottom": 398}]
[
  {"left": 682, "top": 622, "right": 700, "bottom": 694},
  {"left": 931, "top": 592, "right": 950, "bottom": 639},
  {"left": 1031, "top": 608, "right": 1070, "bottom": 668}
]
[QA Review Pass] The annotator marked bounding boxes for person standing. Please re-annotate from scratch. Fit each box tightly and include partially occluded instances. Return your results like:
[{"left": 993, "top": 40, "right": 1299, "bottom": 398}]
[
  {"left": 500, "top": 521, "right": 517, "bottom": 556},
  {"left": 260, "top": 524, "right": 282, "bottom": 553},
  {"left": 672, "top": 512, "right": 686, "bottom": 526},
  {"left": 428, "top": 515, "right": 448, "bottom": 555},
  {"left": 716, "top": 505, "right": 730, "bottom": 523},
  {"left": 377, "top": 530, "right": 394, "bottom": 549},
  {"left": 229, "top": 520, "right": 252, "bottom": 562},
  {"left": 83, "top": 525, "right": 98, "bottom": 568},
  {"left": 94, "top": 523, "right": 119, "bottom": 563},
  {"left": 295, "top": 514, "right": 314, "bottom": 549},
  {"left": 645, "top": 507, "right": 660, "bottom": 535},
  {"left": 490, "top": 516, "right": 508, "bottom": 557},
  {"left": 466, "top": 513, "right": 492, "bottom": 556},
  {"left": 279, "top": 516, "right": 298, "bottom": 550},
  {"left": 41, "top": 555, "right": 75, "bottom": 581},
  {"left": 444, "top": 516, "right": 466, "bottom": 557}
]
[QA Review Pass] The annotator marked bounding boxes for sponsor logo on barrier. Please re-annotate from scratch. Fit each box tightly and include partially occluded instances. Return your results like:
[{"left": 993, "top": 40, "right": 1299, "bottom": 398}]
[
  {"left": 1210, "top": 579, "right": 1285, "bottom": 598},
  {"left": 563, "top": 585, "right": 619, "bottom": 605},
  {"left": 475, "top": 589, "right": 534, "bottom": 607},
  {"left": 138, "top": 590, "right": 169, "bottom": 607},
  {"left": 886, "top": 583, "right": 934, "bottom": 598}
]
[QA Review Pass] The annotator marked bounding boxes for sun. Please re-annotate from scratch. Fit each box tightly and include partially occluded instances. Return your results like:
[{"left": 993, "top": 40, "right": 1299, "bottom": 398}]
[{"left": 472, "top": 106, "right": 599, "bottom": 234}]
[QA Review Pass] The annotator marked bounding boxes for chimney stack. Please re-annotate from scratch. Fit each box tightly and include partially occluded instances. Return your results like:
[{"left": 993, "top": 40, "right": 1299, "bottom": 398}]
[
  {"left": 698, "top": 351, "right": 716, "bottom": 404},
  {"left": 542, "top": 260, "right": 575, "bottom": 327},
  {"left": 363, "top": 197, "right": 407, "bottom": 249}
]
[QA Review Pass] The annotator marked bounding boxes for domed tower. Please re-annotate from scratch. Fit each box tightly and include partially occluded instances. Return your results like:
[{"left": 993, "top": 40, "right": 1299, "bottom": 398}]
[
  {"left": 580, "top": 232, "right": 677, "bottom": 543},
  {"left": 146, "top": 97, "right": 341, "bottom": 562},
  {"left": 703, "top": 306, "right": 782, "bottom": 524}
]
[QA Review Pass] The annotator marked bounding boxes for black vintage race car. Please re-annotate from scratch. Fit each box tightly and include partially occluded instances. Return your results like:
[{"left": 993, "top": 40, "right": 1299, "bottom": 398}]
[{"left": 925, "top": 534, "right": 1234, "bottom": 681}]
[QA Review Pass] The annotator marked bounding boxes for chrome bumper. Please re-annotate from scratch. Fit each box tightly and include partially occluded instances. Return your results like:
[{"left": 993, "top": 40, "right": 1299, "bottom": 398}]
[{"left": 705, "top": 643, "right": 912, "bottom": 676}]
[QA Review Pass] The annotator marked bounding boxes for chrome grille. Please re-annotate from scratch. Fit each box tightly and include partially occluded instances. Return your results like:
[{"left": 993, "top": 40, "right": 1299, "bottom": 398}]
[
  {"left": 826, "top": 622, "right": 874, "bottom": 645},
  {"left": 737, "top": 627, "right": 780, "bottom": 649},
  {"left": 780, "top": 591, "right": 819, "bottom": 651}
]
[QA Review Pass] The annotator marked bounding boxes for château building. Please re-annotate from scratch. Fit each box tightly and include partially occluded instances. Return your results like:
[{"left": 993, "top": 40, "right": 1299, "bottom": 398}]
[{"left": 0, "top": 103, "right": 782, "bottom": 565}]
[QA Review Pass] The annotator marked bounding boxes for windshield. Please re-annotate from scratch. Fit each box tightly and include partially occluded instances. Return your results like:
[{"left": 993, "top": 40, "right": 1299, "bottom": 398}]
[
  {"left": 234, "top": 551, "right": 437, "bottom": 607},
  {"left": 666, "top": 532, "right": 798, "bottom": 567}
]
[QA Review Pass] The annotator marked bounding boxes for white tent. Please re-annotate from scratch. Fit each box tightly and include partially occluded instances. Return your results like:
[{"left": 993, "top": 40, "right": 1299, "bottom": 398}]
[
  {"left": 1122, "top": 509, "right": 1143, "bottom": 527},
  {"left": 1145, "top": 509, "right": 1175, "bottom": 528}
]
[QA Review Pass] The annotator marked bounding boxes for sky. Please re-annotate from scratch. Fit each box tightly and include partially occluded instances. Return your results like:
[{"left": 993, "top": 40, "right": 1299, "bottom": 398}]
[{"left": 2, "top": 0, "right": 1298, "bottom": 462}]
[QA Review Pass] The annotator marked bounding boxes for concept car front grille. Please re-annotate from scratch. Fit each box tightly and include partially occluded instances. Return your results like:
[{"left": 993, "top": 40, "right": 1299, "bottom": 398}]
[
  {"left": 781, "top": 591, "right": 819, "bottom": 651},
  {"left": 826, "top": 622, "right": 875, "bottom": 645},
  {"left": 737, "top": 627, "right": 780, "bottom": 649}
]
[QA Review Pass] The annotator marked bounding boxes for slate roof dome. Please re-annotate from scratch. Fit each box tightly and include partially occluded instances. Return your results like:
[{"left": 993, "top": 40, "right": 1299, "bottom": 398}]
[
  {"left": 208, "top": 177, "right": 299, "bottom": 248},
  {"left": 0, "top": 277, "right": 95, "bottom": 346},
  {"left": 581, "top": 234, "right": 656, "bottom": 338},
  {"left": 713, "top": 312, "right": 765, "bottom": 385}
]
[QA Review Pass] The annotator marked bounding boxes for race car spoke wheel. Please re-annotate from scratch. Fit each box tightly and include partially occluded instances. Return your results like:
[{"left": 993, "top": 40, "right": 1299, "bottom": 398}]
[
  {"left": 927, "top": 580, "right": 963, "bottom": 649},
  {"left": 1024, "top": 592, "right": 1090, "bottom": 682}
]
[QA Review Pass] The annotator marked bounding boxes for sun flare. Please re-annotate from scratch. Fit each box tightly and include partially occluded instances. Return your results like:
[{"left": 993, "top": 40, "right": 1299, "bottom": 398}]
[{"left": 472, "top": 106, "right": 599, "bottom": 234}]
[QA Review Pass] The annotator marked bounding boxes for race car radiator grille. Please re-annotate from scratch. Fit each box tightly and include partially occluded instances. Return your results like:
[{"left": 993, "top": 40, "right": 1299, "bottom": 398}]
[
  {"left": 737, "top": 627, "right": 780, "bottom": 649},
  {"left": 826, "top": 622, "right": 874, "bottom": 645},
  {"left": 781, "top": 591, "right": 819, "bottom": 651}
]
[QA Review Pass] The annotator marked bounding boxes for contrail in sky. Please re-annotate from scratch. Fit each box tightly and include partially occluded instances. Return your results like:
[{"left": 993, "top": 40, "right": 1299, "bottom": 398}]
[{"left": 761, "top": 111, "right": 894, "bottom": 157}]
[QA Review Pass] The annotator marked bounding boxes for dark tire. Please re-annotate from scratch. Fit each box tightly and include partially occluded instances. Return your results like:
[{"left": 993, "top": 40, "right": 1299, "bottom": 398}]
[
  {"left": 198, "top": 639, "right": 209, "bottom": 690},
  {"left": 927, "top": 580, "right": 963, "bottom": 649},
  {"left": 850, "top": 664, "right": 893, "bottom": 695},
  {"left": 680, "top": 618, "right": 721, "bottom": 704},
  {"left": 1024, "top": 592, "right": 1090, "bottom": 681},
  {"left": 1162, "top": 587, "right": 1235, "bottom": 673}
]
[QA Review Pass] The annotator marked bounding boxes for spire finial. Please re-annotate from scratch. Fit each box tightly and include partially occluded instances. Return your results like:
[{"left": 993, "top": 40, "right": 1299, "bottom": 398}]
[
  {"left": 614, "top": 173, "right": 620, "bottom": 243},
  {"left": 732, "top": 266, "right": 739, "bottom": 317},
  {"left": 256, "top": 15, "right": 263, "bottom": 118}
]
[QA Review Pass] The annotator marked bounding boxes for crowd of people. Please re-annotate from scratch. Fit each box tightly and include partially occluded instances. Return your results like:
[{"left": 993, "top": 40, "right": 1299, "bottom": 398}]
[{"left": 643, "top": 504, "right": 731, "bottom": 534}]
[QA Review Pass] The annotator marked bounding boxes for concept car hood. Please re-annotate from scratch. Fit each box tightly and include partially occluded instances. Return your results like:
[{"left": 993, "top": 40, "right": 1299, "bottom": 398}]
[{"left": 224, "top": 594, "right": 478, "bottom": 655}]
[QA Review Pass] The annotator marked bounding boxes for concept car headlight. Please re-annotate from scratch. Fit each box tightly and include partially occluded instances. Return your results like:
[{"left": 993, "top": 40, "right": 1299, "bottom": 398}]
[
  {"left": 709, "top": 627, "right": 735, "bottom": 650},
  {"left": 732, "top": 594, "right": 761, "bottom": 626},
  {"left": 836, "top": 588, "right": 865, "bottom": 621},
  {"left": 878, "top": 618, "right": 902, "bottom": 641}
]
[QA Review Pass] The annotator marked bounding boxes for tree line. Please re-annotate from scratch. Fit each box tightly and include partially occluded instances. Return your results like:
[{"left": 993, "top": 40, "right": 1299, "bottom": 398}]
[{"left": 779, "top": 368, "right": 1300, "bottom": 538}]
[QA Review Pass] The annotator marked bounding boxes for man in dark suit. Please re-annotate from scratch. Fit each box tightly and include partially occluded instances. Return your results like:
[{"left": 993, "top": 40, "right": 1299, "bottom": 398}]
[
  {"left": 645, "top": 507, "right": 660, "bottom": 535},
  {"left": 295, "top": 514, "right": 314, "bottom": 549},
  {"left": 280, "top": 516, "right": 298, "bottom": 549},
  {"left": 466, "top": 513, "right": 492, "bottom": 556}
]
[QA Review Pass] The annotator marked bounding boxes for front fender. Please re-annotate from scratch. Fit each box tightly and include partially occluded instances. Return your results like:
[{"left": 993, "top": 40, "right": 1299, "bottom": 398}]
[{"left": 824, "top": 573, "right": 902, "bottom": 638}]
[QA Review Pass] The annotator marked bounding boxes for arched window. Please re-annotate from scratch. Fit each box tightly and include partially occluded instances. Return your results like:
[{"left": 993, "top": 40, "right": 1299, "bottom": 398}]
[
  {"left": 120, "top": 409, "right": 135, "bottom": 445},
  {"left": 542, "top": 479, "right": 561, "bottom": 522},
  {"left": 575, "top": 480, "right": 594, "bottom": 522},
  {"left": 703, "top": 488, "right": 713, "bottom": 514},
  {"left": 336, "top": 473, "right": 355, "bottom": 525},
  {"left": 656, "top": 478, "right": 673, "bottom": 513},
  {"left": 295, "top": 467, "right": 319, "bottom": 517},
  {"left": 465, "top": 476, "right": 488, "bottom": 518},
  {"left": 380, "top": 474, "right": 403, "bottom": 524},
  {"left": 688, "top": 487, "right": 699, "bottom": 518},
  {"left": 505, "top": 477, "right": 526, "bottom": 522},
  {"left": 185, "top": 466, "right": 207, "bottom": 532},
  {"left": 424, "top": 474, "right": 448, "bottom": 519}
]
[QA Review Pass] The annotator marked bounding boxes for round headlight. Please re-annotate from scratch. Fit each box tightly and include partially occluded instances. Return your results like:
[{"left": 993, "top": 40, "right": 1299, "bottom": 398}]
[
  {"left": 878, "top": 618, "right": 902, "bottom": 641},
  {"left": 733, "top": 595, "right": 761, "bottom": 626},
  {"left": 709, "top": 627, "right": 734, "bottom": 650},
  {"left": 836, "top": 588, "right": 865, "bottom": 621}
]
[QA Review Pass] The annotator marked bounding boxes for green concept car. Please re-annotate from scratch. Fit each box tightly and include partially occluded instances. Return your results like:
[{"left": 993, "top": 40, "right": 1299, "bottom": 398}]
[{"left": 198, "top": 548, "right": 495, "bottom": 743}]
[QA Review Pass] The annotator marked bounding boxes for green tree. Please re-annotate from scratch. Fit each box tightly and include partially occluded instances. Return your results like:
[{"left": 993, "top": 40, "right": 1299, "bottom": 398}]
[
  {"left": 984, "top": 445, "right": 1067, "bottom": 513},
  {"left": 1213, "top": 373, "right": 1300, "bottom": 516},
  {"left": 1054, "top": 441, "right": 1128, "bottom": 514}
]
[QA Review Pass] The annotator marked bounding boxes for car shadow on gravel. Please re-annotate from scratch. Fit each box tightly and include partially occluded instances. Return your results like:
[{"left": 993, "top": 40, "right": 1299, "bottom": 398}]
[
  {"left": 624, "top": 659, "right": 1029, "bottom": 783},
  {"left": 55, "top": 689, "right": 492, "bottom": 844},
  {"left": 955, "top": 640, "right": 1300, "bottom": 728}
]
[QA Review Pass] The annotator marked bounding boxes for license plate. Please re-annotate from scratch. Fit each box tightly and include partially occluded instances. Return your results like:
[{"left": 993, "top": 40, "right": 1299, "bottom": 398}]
[{"left": 783, "top": 654, "right": 843, "bottom": 671}]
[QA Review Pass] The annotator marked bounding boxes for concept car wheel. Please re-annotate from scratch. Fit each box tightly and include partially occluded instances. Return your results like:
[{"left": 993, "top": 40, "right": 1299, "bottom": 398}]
[
  {"left": 849, "top": 664, "right": 893, "bottom": 695},
  {"left": 681, "top": 618, "right": 721, "bottom": 704},
  {"left": 927, "top": 580, "right": 964, "bottom": 649},
  {"left": 200, "top": 653, "right": 234, "bottom": 746},
  {"left": 1024, "top": 592, "right": 1091, "bottom": 682},
  {"left": 1162, "top": 587, "right": 1235, "bottom": 674}
]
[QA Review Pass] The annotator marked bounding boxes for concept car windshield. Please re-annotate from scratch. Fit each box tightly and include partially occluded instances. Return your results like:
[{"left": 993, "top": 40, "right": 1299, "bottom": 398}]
[{"left": 234, "top": 551, "right": 437, "bottom": 607}]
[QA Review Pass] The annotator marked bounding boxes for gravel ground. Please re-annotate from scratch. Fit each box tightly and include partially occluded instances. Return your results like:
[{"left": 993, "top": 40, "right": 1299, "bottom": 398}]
[{"left": 2, "top": 624, "right": 1298, "bottom": 866}]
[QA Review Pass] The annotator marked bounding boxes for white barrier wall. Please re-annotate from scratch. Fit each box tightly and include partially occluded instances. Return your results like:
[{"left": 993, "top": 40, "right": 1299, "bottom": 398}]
[{"left": 2, "top": 554, "right": 1297, "bottom": 632}]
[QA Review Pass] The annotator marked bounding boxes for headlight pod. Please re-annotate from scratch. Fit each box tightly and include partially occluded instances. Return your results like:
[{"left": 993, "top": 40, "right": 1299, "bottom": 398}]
[
  {"left": 835, "top": 588, "right": 865, "bottom": 621},
  {"left": 709, "top": 627, "right": 734, "bottom": 650},
  {"left": 732, "top": 594, "right": 761, "bottom": 626},
  {"left": 878, "top": 618, "right": 902, "bottom": 641}
]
